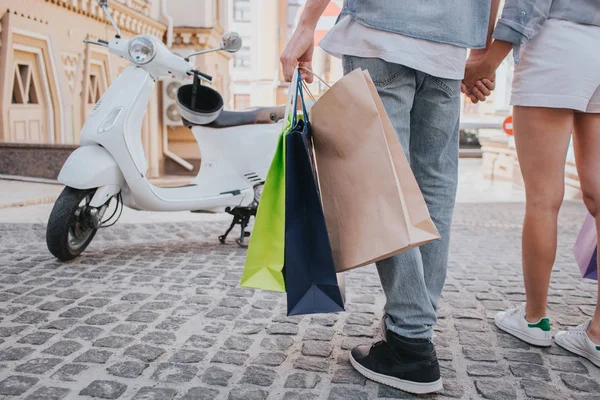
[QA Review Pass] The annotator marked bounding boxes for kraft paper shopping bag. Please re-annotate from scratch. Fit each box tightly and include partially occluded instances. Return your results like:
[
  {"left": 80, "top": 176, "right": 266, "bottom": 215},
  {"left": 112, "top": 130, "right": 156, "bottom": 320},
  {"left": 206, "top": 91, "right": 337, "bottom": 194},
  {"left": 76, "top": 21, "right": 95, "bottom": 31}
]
[{"left": 310, "top": 68, "right": 440, "bottom": 272}]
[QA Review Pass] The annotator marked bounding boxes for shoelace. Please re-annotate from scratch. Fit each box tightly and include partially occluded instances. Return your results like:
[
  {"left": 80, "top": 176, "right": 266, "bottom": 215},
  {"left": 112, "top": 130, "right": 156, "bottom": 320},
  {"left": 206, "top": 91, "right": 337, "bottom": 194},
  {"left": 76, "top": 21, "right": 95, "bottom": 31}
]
[{"left": 568, "top": 321, "right": 591, "bottom": 332}]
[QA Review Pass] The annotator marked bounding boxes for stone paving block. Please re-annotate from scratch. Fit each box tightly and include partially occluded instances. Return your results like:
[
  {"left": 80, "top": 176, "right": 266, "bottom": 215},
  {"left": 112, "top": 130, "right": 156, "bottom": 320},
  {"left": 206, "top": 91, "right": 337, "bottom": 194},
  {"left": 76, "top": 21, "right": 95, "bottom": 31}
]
[
  {"left": 132, "top": 387, "right": 177, "bottom": 400},
  {"left": 112, "top": 324, "right": 146, "bottom": 336},
  {"left": 43, "top": 340, "right": 83, "bottom": 356},
  {"left": 252, "top": 352, "right": 286, "bottom": 367},
  {"left": 80, "top": 380, "right": 127, "bottom": 399},
  {"left": 0, "top": 346, "right": 35, "bottom": 361},
  {"left": 142, "top": 331, "right": 176, "bottom": 346},
  {"left": 549, "top": 358, "right": 588, "bottom": 374},
  {"left": 463, "top": 347, "right": 498, "bottom": 362},
  {"left": 267, "top": 323, "right": 299, "bottom": 336},
  {"left": 521, "top": 379, "right": 566, "bottom": 400},
  {"left": 93, "top": 336, "right": 135, "bottom": 349},
  {"left": 51, "top": 363, "right": 89, "bottom": 381},
  {"left": 15, "top": 357, "right": 62, "bottom": 375},
  {"left": 302, "top": 341, "right": 333, "bottom": 358},
  {"left": 328, "top": 386, "right": 369, "bottom": 400},
  {"left": 124, "top": 344, "right": 166, "bottom": 363},
  {"left": 85, "top": 313, "right": 120, "bottom": 326},
  {"left": 224, "top": 336, "right": 253, "bottom": 351},
  {"left": 293, "top": 356, "right": 330, "bottom": 372},
  {"left": 305, "top": 328, "right": 335, "bottom": 341},
  {"left": 59, "top": 306, "right": 95, "bottom": 318},
  {"left": 233, "top": 321, "right": 265, "bottom": 335},
  {"left": 561, "top": 373, "right": 600, "bottom": 393},
  {"left": 260, "top": 336, "right": 294, "bottom": 351},
  {"left": 152, "top": 363, "right": 199, "bottom": 383},
  {"left": 202, "top": 366, "right": 233, "bottom": 386},
  {"left": 332, "top": 367, "right": 367, "bottom": 385},
  {"left": 66, "top": 326, "right": 104, "bottom": 341},
  {"left": 107, "top": 361, "right": 148, "bottom": 378},
  {"left": 126, "top": 311, "right": 160, "bottom": 323},
  {"left": 467, "top": 363, "right": 508, "bottom": 377},
  {"left": 228, "top": 387, "right": 269, "bottom": 400},
  {"left": 509, "top": 363, "right": 551, "bottom": 381},
  {"left": 475, "top": 379, "right": 517, "bottom": 400},
  {"left": 14, "top": 310, "right": 49, "bottom": 324},
  {"left": 171, "top": 349, "right": 207, "bottom": 363},
  {"left": 25, "top": 386, "right": 70, "bottom": 400},
  {"left": 180, "top": 387, "right": 220, "bottom": 400},
  {"left": 211, "top": 351, "right": 249, "bottom": 366},
  {"left": 185, "top": 334, "right": 216, "bottom": 349},
  {"left": 282, "top": 392, "right": 318, "bottom": 400},
  {"left": 238, "top": 366, "right": 277, "bottom": 387},
  {"left": 18, "top": 331, "right": 56, "bottom": 345},
  {"left": 75, "top": 349, "right": 114, "bottom": 364},
  {"left": 0, "top": 375, "right": 39, "bottom": 396},
  {"left": 284, "top": 372, "right": 321, "bottom": 389},
  {"left": 503, "top": 351, "right": 544, "bottom": 365}
]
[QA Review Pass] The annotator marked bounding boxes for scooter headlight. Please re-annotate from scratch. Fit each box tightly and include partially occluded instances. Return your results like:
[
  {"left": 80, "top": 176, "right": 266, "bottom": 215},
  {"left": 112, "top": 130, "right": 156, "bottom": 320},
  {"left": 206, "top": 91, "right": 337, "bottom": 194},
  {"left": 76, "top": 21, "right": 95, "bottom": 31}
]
[{"left": 128, "top": 35, "right": 157, "bottom": 65}]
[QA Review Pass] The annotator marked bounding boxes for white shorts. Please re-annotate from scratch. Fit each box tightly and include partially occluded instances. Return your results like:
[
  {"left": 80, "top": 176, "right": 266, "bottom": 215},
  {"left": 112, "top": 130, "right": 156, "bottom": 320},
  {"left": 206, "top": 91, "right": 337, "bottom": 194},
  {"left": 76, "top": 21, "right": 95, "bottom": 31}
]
[{"left": 511, "top": 18, "right": 600, "bottom": 113}]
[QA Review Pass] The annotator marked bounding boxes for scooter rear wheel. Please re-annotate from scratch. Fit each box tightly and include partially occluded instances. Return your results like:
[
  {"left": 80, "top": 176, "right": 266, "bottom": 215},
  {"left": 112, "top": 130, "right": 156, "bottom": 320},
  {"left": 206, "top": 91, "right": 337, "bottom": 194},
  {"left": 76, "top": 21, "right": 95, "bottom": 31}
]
[{"left": 46, "top": 187, "right": 98, "bottom": 261}]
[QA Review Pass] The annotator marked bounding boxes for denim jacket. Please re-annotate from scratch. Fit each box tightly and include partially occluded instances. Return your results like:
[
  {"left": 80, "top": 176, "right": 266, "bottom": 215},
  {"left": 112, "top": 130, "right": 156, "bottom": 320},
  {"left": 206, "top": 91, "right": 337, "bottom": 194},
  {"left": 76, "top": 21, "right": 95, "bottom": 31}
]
[
  {"left": 493, "top": 0, "right": 600, "bottom": 63},
  {"left": 343, "top": 0, "right": 492, "bottom": 49}
]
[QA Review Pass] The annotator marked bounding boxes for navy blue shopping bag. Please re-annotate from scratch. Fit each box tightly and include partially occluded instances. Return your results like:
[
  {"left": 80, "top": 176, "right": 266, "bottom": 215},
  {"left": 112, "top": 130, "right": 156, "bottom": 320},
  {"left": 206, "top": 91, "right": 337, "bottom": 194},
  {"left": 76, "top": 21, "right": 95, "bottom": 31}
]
[{"left": 284, "top": 72, "right": 345, "bottom": 316}]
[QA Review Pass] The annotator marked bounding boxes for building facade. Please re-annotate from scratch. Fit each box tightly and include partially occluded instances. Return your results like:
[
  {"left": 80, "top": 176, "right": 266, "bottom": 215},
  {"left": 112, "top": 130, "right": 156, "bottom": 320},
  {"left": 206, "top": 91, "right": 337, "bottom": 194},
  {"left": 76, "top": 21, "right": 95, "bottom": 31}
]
[{"left": 0, "top": 0, "right": 231, "bottom": 179}]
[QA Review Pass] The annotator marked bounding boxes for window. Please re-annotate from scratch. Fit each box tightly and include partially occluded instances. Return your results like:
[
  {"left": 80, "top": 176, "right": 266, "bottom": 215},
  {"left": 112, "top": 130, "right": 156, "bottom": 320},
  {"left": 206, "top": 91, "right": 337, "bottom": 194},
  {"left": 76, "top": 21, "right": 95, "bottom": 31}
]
[
  {"left": 11, "top": 64, "right": 39, "bottom": 105},
  {"left": 233, "top": 0, "right": 251, "bottom": 22},
  {"left": 88, "top": 74, "right": 102, "bottom": 104},
  {"left": 234, "top": 46, "right": 250, "bottom": 68}
]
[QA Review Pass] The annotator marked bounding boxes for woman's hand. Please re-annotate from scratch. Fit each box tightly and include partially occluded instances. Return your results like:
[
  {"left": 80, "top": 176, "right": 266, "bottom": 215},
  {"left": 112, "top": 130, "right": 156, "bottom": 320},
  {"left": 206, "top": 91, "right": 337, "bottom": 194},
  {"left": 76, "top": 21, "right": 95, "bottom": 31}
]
[
  {"left": 280, "top": 26, "right": 316, "bottom": 83},
  {"left": 462, "top": 58, "right": 496, "bottom": 103}
]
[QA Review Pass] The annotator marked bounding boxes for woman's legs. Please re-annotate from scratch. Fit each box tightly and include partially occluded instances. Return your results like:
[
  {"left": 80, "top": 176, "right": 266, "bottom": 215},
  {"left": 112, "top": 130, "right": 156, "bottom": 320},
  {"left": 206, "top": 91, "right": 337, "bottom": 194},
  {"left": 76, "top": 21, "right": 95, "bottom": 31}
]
[
  {"left": 513, "top": 106, "right": 574, "bottom": 322},
  {"left": 572, "top": 112, "right": 600, "bottom": 344}
]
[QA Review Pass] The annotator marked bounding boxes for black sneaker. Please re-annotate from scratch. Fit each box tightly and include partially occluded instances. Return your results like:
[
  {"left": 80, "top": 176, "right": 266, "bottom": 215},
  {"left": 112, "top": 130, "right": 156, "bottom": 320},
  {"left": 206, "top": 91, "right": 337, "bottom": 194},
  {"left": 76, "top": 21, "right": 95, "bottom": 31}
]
[{"left": 349, "top": 330, "right": 442, "bottom": 394}]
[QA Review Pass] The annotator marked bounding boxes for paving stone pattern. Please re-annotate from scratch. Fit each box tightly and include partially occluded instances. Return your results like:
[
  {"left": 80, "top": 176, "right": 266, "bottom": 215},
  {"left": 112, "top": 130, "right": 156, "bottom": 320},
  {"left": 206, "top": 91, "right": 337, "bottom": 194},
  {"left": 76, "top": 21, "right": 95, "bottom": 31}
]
[{"left": 0, "top": 203, "right": 599, "bottom": 399}]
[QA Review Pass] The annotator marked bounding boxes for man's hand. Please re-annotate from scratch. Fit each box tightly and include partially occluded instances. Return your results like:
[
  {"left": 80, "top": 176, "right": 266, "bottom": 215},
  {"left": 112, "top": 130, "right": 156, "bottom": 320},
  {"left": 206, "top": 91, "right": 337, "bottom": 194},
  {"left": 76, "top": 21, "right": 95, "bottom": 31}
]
[
  {"left": 280, "top": 26, "right": 316, "bottom": 83},
  {"left": 462, "top": 58, "right": 496, "bottom": 103}
]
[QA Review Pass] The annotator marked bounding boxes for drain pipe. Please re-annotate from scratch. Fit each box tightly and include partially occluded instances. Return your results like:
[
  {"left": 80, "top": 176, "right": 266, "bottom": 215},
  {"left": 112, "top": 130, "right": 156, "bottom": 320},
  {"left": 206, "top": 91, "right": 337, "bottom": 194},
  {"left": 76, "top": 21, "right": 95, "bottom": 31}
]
[{"left": 159, "top": 0, "right": 194, "bottom": 172}]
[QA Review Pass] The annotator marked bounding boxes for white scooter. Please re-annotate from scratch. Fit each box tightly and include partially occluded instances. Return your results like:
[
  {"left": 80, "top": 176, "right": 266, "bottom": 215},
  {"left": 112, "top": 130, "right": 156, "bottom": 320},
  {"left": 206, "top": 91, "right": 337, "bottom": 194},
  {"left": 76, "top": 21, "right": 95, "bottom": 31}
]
[{"left": 47, "top": 0, "right": 284, "bottom": 261}]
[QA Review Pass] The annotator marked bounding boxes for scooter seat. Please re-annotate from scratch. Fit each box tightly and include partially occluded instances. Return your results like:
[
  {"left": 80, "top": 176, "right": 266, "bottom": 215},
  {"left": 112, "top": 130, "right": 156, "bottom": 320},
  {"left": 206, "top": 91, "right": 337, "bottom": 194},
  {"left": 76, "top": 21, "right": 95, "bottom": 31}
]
[{"left": 184, "top": 106, "right": 286, "bottom": 129}]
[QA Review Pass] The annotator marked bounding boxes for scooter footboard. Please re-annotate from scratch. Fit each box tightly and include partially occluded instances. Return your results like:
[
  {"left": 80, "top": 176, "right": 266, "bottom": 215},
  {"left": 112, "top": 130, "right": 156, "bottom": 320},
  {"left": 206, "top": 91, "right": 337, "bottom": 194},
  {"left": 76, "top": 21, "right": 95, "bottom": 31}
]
[{"left": 58, "top": 146, "right": 125, "bottom": 190}]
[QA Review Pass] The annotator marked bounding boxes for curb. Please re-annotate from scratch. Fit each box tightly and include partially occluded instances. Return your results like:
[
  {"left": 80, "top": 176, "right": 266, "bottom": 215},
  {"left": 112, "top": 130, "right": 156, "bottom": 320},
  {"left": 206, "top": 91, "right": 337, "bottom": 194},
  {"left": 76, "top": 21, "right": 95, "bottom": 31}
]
[{"left": 0, "top": 196, "right": 59, "bottom": 210}]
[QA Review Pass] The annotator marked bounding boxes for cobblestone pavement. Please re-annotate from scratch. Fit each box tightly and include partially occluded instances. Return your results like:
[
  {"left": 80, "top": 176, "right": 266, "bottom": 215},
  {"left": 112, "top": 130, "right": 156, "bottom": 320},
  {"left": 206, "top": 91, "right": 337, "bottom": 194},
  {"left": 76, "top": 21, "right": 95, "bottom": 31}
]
[{"left": 0, "top": 202, "right": 599, "bottom": 400}]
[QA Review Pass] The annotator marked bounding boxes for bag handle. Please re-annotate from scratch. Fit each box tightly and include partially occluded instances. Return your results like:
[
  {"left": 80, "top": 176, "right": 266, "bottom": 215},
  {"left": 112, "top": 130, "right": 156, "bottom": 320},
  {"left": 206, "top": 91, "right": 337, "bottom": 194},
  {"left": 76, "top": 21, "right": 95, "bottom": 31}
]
[
  {"left": 292, "top": 70, "right": 309, "bottom": 127},
  {"left": 284, "top": 67, "right": 301, "bottom": 121}
]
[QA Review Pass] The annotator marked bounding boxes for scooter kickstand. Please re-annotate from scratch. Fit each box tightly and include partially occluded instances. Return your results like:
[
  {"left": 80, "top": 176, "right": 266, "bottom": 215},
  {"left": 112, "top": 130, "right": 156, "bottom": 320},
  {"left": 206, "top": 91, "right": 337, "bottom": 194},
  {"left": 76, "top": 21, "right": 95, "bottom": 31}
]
[{"left": 219, "top": 217, "right": 238, "bottom": 245}]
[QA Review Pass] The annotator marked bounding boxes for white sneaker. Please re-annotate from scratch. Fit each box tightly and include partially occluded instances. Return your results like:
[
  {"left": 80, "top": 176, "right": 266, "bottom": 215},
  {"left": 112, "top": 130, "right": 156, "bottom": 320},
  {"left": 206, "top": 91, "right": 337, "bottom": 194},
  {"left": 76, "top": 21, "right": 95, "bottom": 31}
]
[
  {"left": 555, "top": 320, "right": 600, "bottom": 368},
  {"left": 495, "top": 304, "right": 552, "bottom": 347}
]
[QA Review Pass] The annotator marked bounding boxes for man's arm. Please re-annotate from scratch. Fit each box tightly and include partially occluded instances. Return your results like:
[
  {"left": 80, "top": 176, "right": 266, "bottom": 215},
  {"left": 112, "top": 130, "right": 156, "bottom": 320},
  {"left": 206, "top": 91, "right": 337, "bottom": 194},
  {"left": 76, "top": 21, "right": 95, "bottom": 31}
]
[
  {"left": 280, "top": 0, "right": 330, "bottom": 82},
  {"left": 470, "top": 0, "right": 501, "bottom": 59}
]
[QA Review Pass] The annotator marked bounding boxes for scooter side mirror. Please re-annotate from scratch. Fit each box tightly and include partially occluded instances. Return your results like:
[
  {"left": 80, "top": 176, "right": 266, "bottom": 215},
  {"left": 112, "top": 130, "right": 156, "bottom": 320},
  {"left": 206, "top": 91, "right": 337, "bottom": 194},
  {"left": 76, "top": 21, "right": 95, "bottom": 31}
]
[
  {"left": 97, "top": 0, "right": 122, "bottom": 38},
  {"left": 220, "top": 32, "right": 242, "bottom": 53}
]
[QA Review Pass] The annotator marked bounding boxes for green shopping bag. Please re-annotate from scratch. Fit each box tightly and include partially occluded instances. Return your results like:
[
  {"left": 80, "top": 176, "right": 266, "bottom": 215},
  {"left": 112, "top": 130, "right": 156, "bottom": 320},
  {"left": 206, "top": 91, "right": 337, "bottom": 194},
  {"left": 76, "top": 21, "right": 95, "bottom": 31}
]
[{"left": 240, "top": 117, "right": 291, "bottom": 292}]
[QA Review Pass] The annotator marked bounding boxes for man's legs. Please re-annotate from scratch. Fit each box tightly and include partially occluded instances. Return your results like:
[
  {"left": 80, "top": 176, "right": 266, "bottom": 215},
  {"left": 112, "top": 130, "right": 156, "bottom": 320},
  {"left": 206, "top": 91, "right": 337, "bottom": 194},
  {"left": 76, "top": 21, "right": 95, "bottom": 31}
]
[
  {"left": 407, "top": 72, "right": 461, "bottom": 325},
  {"left": 343, "top": 57, "right": 456, "bottom": 394},
  {"left": 342, "top": 56, "right": 441, "bottom": 339}
]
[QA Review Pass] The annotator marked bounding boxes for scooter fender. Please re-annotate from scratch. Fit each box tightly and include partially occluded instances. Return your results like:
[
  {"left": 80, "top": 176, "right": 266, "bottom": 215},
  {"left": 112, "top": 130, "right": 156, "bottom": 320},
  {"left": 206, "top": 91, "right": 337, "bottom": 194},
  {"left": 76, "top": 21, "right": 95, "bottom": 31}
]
[{"left": 58, "top": 146, "right": 125, "bottom": 190}]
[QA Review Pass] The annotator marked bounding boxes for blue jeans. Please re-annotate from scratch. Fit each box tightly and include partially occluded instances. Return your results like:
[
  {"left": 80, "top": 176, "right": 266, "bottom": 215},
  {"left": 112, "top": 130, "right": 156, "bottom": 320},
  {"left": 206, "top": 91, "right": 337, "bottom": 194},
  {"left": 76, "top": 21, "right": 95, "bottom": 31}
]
[{"left": 343, "top": 56, "right": 460, "bottom": 340}]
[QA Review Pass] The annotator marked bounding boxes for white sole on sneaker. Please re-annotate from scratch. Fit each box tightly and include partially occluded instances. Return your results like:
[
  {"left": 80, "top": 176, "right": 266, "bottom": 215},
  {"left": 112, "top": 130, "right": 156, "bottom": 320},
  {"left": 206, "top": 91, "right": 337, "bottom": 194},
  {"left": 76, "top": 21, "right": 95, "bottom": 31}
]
[
  {"left": 349, "top": 352, "right": 443, "bottom": 394},
  {"left": 495, "top": 319, "right": 552, "bottom": 347},
  {"left": 555, "top": 337, "right": 600, "bottom": 368}
]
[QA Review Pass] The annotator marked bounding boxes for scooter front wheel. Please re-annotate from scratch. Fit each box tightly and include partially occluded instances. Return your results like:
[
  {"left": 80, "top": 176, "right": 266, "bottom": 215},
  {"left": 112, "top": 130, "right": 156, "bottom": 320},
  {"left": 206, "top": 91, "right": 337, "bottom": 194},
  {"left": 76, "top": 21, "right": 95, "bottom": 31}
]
[{"left": 46, "top": 187, "right": 99, "bottom": 261}]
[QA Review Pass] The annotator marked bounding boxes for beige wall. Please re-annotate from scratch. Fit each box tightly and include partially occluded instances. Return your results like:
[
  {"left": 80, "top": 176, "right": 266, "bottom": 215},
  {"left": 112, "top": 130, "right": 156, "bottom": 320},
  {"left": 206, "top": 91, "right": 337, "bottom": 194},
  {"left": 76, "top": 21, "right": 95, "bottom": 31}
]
[{"left": 0, "top": 0, "right": 233, "bottom": 178}]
